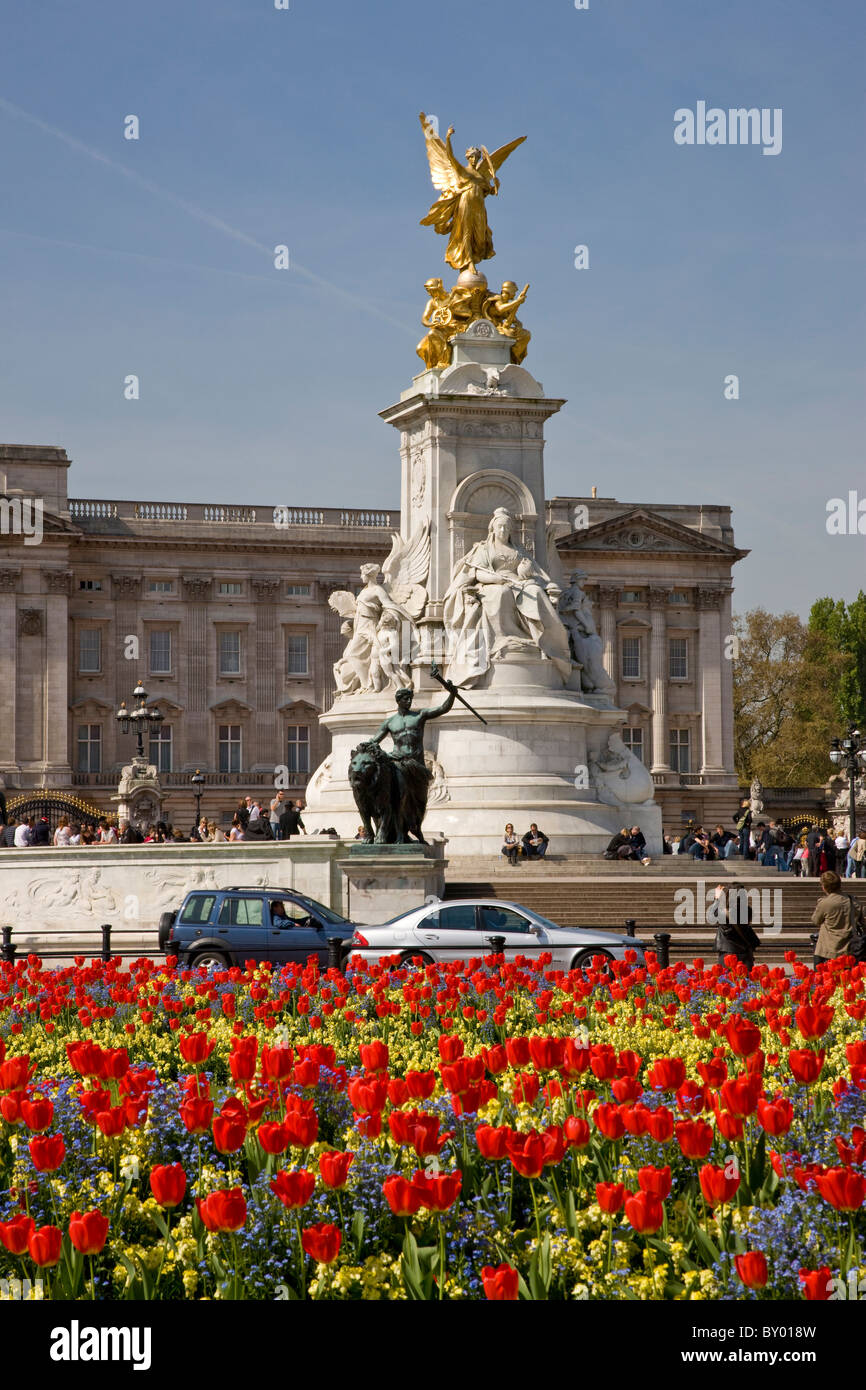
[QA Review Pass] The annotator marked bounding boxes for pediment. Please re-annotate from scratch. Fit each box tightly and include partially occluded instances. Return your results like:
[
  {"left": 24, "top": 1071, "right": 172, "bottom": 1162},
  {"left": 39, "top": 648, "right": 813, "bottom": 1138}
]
[
  {"left": 558, "top": 508, "right": 747, "bottom": 559},
  {"left": 277, "top": 699, "right": 320, "bottom": 716},
  {"left": 209, "top": 698, "right": 253, "bottom": 718},
  {"left": 150, "top": 698, "right": 184, "bottom": 716},
  {"left": 69, "top": 696, "right": 115, "bottom": 715}
]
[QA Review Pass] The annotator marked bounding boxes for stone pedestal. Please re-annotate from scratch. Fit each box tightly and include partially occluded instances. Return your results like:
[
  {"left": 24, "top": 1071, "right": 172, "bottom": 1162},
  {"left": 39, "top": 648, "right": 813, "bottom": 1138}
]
[
  {"left": 338, "top": 841, "right": 447, "bottom": 925},
  {"left": 111, "top": 758, "right": 164, "bottom": 829}
]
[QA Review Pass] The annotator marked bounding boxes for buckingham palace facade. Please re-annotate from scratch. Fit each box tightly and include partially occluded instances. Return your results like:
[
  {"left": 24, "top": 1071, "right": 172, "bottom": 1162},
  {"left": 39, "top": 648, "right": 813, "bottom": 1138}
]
[{"left": 0, "top": 444, "right": 747, "bottom": 831}]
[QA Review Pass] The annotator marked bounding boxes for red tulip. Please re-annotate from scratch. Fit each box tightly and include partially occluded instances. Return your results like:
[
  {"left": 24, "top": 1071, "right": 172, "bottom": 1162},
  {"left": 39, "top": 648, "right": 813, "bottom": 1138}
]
[
  {"left": 734, "top": 1252, "right": 768, "bottom": 1289},
  {"left": 149, "top": 1163, "right": 186, "bottom": 1209},
  {"left": 95, "top": 1106, "right": 127, "bottom": 1138},
  {"left": 835, "top": 1127, "right": 866, "bottom": 1166},
  {"left": 270, "top": 1168, "right": 315, "bottom": 1210},
  {"left": 528, "top": 1036, "right": 565, "bottom": 1072},
  {"left": 589, "top": 1045, "right": 619, "bottom": 1081},
  {"left": 359, "top": 1041, "right": 389, "bottom": 1073},
  {"left": 301, "top": 1222, "right": 342, "bottom": 1264},
  {"left": 319, "top": 1150, "right": 354, "bottom": 1189},
  {"left": 788, "top": 1049, "right": 825, "bottom": 1085},
  {"left": 637, "top": 1165, "right": 671, "bottom": 1199},
  {"left": 648, "top": 1107, "right": 674, "bottom": 1143},
  {"left": 347, "top": 1077, "right": 388, "bottom": 1115},
  {"left": 676, "top": 1120, "right": 714, "bottom": 1159},
  {"left": 542, "top": 1124, "right": 566, "bottom": 1167},
  {"left": 213, "top": 1113, "right": 246, "bottom": 1154},
  {"left": 481, "top": 1046, "right": 508, "bottom": 1075},
  {"left": 0, "top": 1091, "right": 26, "bottom": 1125},
  {"left": 178, "top": 1032, "right": 215, "bottom": 1065},
  {"left": 20, "top": 1097, "right": 54, "bottom": 1132},
  {"left": 0, "top": 1214, "right": 35, "bottom": 1256},
  {"left": 720, "top": 1074, "right": 762, "bottom": 1117},
  {"left": 595, "top": 1182, "right": 626, "bottom": 1215},
  {"left": 28, "top": 1224, "right": 62, "bottom": 1268},
  {"left": 846, "top": 1042, "right": 866, "bottom": 1066},
  {"left": 504, "top": 1036, "right": 530, "bottom": 1068},
  {"left": 715, "top": 1110, "right": 744, "bottom": 1142},
  {"left": 559, "top": 1040, "right": 591, "bottom": 1079},
  {"left": 564, "top": 1115, "right": 591, "bottom": 1150},
  {"left": 405, "top": 1069, "right": 437, "bottom": 1099},
  {"left": 229, "top": 1036, "right": 258, "bottom": 1083},
  {"left": 794, "top": 1003, "right": 834, "bottom": 1040},
  {"left": 0, "top": 1055, "right": 32, "bottom": 1091},
  {"left": 647, "top": 1057, "right": 686, "bottom": 1091},
  {"left": 412, "top": 1169, "right": 462, "bottom": 1212},
  {"left": 725, "top": 1015, "right": 762, "bottom": 1057},
  {"left": 437, "top": 1034, "right": 464, "bottom": 1063},
  {"left": 676, "top": 1081, "right": 708, "bottom": 1116},
  {"left": 625, "top": 1190, "right": 664, "bottom": 1235},
  {"left": 260, "top": 1045, "right": 294, "bottom": 1080},
  {"left": 476, "top": 1125, "right": 512, "bottom": 1159},
  {"left": 697, "top": 1058, "right": 728, "bottom": 1088},
  {"left": 180, "top": 1097, "right": 214, "bottom": 1134},
  {"left": 382, "top": 1174, "right": 425, "bottom": 1216},
  {"left": 283, "top": 1109, "right": 318, "bottom": 1149},
  {"left": 481, "top": 1262, "right": 519, "bottom": 1300},
  {"left": 813, "top": 1167, "right": 866, "bottom": 1212},
  {"left": 257, "top": 1122, "right": 291, "bottom": 1156},
  {"left": 29, "top": 1134, "right": 66, "bottom": 1172},
  {"left": 69, "top": 1208, "right": 109, "bottom": 1255},
  {"left": 799, "top": 1267, "right": 833, "bottom": 1301},
  {"left": 698, "top": 1163, "right": 740, "bottom": 1207},
  {"left": 506, "top": 1131, "right": 547, "bottom": 1179},
  {"left": 757, "top": 1097, "right": 794, "bottom": 1136},
  {"left": 197, "top": 1188, "right": 247, "bottom": 1232},
  {"left": 612, "top": 1077, "right": 643, "bottom": 1104},
  {"left": 594, "top": 1103, "right": 626, "bottom": 1141}
]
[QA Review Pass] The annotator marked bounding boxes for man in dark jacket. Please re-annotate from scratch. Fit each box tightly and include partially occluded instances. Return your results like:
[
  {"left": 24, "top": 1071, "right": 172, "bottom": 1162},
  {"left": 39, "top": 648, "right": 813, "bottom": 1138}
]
[
  {"left": 735, "top": 800, "right": 752, "bottom": 859},
  {"left": 2, "top": 817, "right": 19, "bottom": 848},
  {"left": 279, "top": 801, "right": 307, "bottom": 839},
  {"left": 32, "top": 816, "right": 51, "bottom": 846},
  {"left": 604, "top": 829, "right": 636, "bottom": 861},
  {"left": 806, "top": 825, "right": 823, "bottom": 878},
  {"left": 522, "top": 824, "right": 549, "bottom": 859},
  {"left": 712, "top": 881, "right": 760, "bottom": 969}
]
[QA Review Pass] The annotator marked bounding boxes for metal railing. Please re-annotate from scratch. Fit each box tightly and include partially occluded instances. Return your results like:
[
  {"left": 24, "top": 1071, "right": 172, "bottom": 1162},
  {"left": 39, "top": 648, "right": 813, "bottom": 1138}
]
[{"left": 0, "top": 924, "right": 348, "bottom": 970}]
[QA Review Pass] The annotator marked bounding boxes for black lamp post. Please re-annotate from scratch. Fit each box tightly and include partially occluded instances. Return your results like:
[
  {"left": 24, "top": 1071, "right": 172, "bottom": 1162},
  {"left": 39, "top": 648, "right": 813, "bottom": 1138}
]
[
  {"left": 191, "top": 769, "right": 205, "bottom": 831},
  {"left": 116, "top": 680, "right": 164, "bottom": 760},
  {"left": 829, "top": 724, "right": 866, "bottom": 845}
]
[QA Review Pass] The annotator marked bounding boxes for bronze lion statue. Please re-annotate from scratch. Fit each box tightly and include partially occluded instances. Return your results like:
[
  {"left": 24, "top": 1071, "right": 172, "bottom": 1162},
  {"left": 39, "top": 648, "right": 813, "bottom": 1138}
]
[{"left": 348, "top": 741, "right": 426, "bottom": 844}]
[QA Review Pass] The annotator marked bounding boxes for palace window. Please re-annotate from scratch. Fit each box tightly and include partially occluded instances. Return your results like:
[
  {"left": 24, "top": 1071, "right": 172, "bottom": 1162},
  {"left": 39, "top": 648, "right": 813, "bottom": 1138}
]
[
  {"left": 78, "top": 630, "right": 101, "bottom": 673},
  {"left": 622, "top": 727, "right": 644, "bottom": 764},
  {"left": 218, "top": 631, "right": 242, "bottom": 676},
  {"left": 286, "top": 725, "right": 310, "bottom": 776},
  {"left": 286, "top": 634, "right": 309, "bottom": 676},
  {"left": 286, "top": 583, "right": 311, "bottom": 597},
  {"left": 149, "top": 725, "right": 172, "bottom": 773},
  {"left": 668, "top": 591, "right": 690, "bottom": 605},
  {"left": 669, "top": 637, "right": 689, "bottom": 680},
  {"left": 670, "top": 729, "right": 691, "bottom": 774},
  {"left": 621, "top": 636, "right": 642, "bottom": 680},
  {"left": 218, "top": 724, "right": 242, "bottom": 773},
  {"left": 148, "top": 580, "right": 174, "bottom": 594},
  {"left": 149, "top": 630, "right": 172, "bottom": 675},
  {"left": 78, "top": 579, "right": 102, "bottom": 591},
  {"left": 218, "top": 581, "right": 243, "bottom": 596},
  {"left": 620, "top": 590, "right": 644, "bottom": 604},
  {"left": 76, "top": 724, "right": 101, "bottom": 773}
]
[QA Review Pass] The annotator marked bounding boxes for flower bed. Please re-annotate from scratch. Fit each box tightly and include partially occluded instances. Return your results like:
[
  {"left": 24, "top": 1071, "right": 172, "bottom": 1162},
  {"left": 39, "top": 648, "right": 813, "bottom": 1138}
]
[{"left": 0, "top": 947, "right": 864, "bottom": 1301}]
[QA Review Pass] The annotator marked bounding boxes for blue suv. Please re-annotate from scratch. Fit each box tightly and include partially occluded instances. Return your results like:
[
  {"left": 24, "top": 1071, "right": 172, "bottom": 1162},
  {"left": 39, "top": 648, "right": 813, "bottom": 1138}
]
[{"left": 159, "top": 887, "right": 356, "bottom": 969}]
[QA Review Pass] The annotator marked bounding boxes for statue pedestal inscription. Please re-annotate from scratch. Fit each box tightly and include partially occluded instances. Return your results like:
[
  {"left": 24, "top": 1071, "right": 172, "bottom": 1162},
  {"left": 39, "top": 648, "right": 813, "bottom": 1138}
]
[{"left": 338, "top": 841, "right": 447, "bottom": 925}]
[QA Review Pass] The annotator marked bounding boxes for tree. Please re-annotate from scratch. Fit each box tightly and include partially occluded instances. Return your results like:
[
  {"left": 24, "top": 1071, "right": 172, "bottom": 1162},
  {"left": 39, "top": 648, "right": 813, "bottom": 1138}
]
[
  {"left": 808, "top": 591, "right": 866, "bottom": 727},
  {"left": 732, "top": 609, "right": 848, "bottom": 785}
]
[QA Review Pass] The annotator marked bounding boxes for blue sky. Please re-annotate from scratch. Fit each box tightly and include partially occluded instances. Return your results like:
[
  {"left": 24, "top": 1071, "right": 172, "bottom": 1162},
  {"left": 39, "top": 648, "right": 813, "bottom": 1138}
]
[{"left": 0, "top": 0, "right": 863, "bottom": 616}]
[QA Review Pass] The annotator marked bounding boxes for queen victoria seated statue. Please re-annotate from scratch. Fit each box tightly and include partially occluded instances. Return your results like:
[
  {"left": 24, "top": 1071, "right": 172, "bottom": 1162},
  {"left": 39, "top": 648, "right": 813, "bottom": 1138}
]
[{"left": 443, "top": 507, "right": 572, "bottom": 686}]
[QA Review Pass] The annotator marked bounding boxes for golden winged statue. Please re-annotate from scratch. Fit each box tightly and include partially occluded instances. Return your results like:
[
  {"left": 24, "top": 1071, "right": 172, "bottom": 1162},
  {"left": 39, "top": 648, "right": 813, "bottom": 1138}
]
[{"left": 419, "top": 112, "right": 526, "bottom": 274}]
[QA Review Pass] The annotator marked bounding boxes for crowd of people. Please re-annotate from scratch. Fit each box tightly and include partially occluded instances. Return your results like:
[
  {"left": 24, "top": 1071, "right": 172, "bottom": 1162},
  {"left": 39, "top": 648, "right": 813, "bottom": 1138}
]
[
  {"left": 655, "top": 804, "right": 866, "bottom": 878},
  {"left": 0, "top": 793, "right": 310, "bottom": 847}
]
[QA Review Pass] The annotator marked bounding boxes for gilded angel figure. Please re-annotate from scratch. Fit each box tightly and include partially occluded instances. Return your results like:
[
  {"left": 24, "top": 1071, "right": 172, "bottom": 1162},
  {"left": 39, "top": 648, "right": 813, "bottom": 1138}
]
[{"left": 419, "top": 113, "right": 526, "bottom": 274}]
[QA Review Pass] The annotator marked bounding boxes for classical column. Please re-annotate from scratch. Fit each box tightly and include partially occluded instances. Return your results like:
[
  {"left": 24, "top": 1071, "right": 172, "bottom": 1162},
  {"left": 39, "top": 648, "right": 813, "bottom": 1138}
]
[
  {"left": 182, "top": 577, "right": 212, "bottom": 767},
  {"left": 597, "top": 584, "right": 618, "bottom": 689},
  {"left": 697, "top": 586, "right": 726, "bottom": 772},
  {"left": 720, "top": 588, "right": 736, "bottom": 775},
  {"left": 42, "top": 569, "right": 73, "bottom": 781},
  {"left": 648, "top": 587, "right": 670, "bottom": 775},
  {"left": 252, "top": 577, "right": 280, "bottom": 768},
  {"left": 0, "top": 569, "right": 21, "bottom": 770}
]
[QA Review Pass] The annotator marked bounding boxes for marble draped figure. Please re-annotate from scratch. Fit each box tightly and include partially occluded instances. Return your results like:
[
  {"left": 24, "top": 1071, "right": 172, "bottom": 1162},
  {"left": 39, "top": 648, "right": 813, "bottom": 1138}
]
[
  {"left": 558, "top": 570, "right": 617, "bottom": 695},
  {"left": 443, "top": 508, "right": 572, "bottom": 686}
]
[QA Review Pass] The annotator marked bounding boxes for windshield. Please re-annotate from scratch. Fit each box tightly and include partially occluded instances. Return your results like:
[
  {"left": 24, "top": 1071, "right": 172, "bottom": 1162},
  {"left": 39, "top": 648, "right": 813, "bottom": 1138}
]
[
  {"left": 526, "top": 911, "right": 569, "bottom": 933},
  {"left": 293, "top": 893, "right": 350, "bottom": 926}
]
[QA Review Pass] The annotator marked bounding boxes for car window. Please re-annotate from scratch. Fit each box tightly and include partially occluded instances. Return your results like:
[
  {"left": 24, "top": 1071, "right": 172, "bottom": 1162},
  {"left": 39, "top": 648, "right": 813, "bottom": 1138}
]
[
  {"left": 218, "top": 896, "right": 265, "bottom": 927},
  {"left": 436, "top": 904, "right": 478, "bottom": 932},
  {"left": 289, "top": 894, "right": 348, "bottom": 926},
  {"left": 269, "top": 900, "right": 315, "bottom": 926},
  {"left": 479, "top": 905, "right": 531, "bottom": 933},
  {"left": 179, "top": 895, "right": 216, "bottom": 924},
  {"left": 417, "top": 910, "right": 440, "bottom": 930}
]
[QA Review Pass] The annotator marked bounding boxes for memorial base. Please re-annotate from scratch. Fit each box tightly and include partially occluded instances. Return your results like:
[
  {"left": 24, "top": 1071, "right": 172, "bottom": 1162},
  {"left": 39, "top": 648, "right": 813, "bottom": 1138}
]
[{"left": 338, "top": 841, "right": 447, "bottom": 925}]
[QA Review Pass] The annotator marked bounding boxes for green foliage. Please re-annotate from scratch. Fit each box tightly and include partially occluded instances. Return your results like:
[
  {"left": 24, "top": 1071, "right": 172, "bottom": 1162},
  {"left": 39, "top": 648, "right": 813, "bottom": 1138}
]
[{"left": 809, "top": 591, "right": 866, "bottom": 726}]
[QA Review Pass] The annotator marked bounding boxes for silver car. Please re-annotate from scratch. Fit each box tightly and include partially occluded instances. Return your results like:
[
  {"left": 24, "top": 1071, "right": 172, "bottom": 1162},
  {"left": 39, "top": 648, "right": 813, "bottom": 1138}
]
[{"left": 347, "top": 899, "right": 647, "bottom": 970}]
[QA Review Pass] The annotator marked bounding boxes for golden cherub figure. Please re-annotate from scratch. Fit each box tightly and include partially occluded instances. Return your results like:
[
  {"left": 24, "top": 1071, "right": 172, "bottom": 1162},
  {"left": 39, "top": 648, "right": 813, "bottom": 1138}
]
[
  {"left": 419, "top": 113, "right": 526, "bottom": 274},
  {"left": 484, "top": 280, "right": 531, "bottom": 364}
]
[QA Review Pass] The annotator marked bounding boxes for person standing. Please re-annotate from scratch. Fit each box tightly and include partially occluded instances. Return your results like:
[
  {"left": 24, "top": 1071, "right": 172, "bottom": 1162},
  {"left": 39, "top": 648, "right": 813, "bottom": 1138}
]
[
  {"left": 811, "top": 870, "right": 865, "bottom": 966},
  {"left": 734, "top": 799, "right": 752, "bottom": 860},
  {"left": 53, "top": 817, "right": 71, "bottom": 847},
  {"left": 279, "top": 800, "right": 307, "bottom": 840},
  {"left": 32, "top": 815, "right": 51, "bottom": 846},
  {"left": 269, "top": 791, "right": 284, "bottom": 841},
  {"left": 15, "top": 818, "right": 33, "bottom": 847},
  {"left": 711, "top": 881, "right": 760, "bottom": 970},
  {"left": 805, "top": 824, "right": 823, "bottom": 878},
  {"left": 846, "top": 829, "right": 866, "bottom": 879}
]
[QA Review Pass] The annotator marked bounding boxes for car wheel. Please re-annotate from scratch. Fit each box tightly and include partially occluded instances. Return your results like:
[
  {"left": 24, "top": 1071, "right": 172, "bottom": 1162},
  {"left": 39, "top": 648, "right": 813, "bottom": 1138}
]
[
  {"left": 572, "top": 948, "right": 614, "bottom": 974},
  {"left": 398, "top": 950, "right": 434, "bottom": 967},
  {"left": 190, "top": 950, "right": 230, "bottom": 971}
]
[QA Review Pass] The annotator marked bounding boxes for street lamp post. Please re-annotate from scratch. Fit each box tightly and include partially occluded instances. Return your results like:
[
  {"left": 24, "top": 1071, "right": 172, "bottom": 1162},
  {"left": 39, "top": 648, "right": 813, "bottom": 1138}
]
[
  {"left": 829, "top": 725, "right": 866, "bottom": 846},
  {"left": 191, "top": 769, "right": 205, "bottom": 834},
  {"left": 116, "top": 681, "right": 165, "bottom": 761}
]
